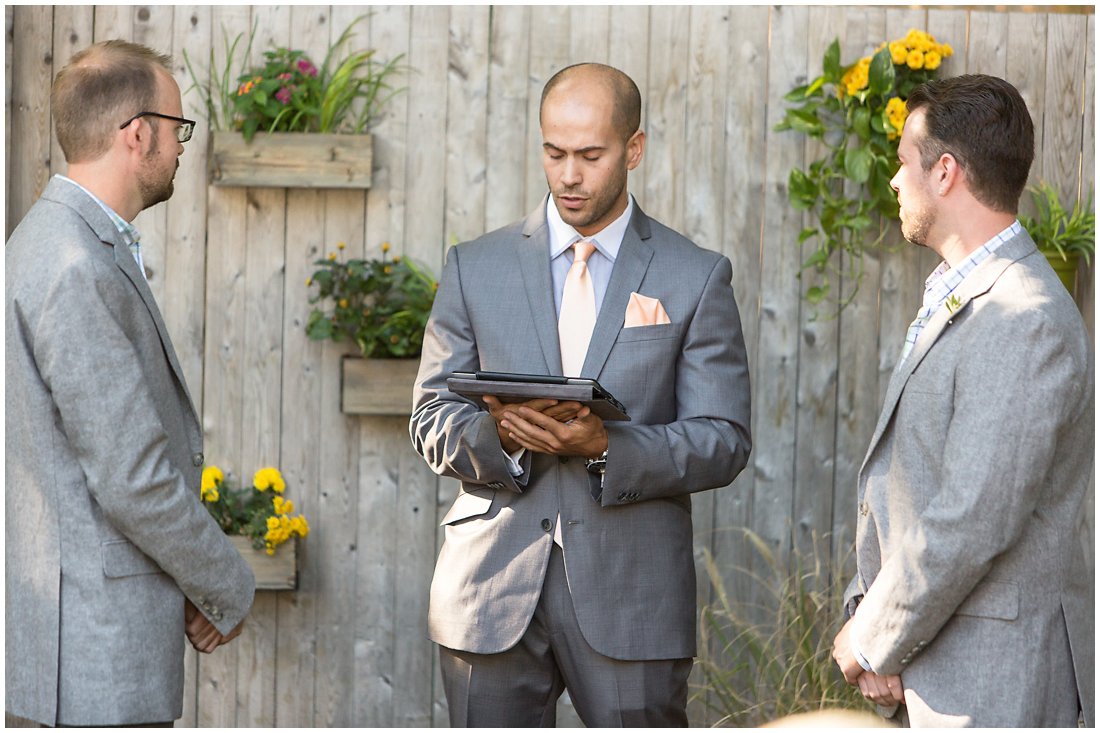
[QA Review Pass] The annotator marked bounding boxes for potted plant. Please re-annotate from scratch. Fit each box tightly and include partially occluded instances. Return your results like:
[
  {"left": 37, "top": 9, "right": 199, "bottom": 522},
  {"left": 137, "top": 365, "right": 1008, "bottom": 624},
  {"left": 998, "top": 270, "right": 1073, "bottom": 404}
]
[
  {"left": 774, "top": 29, "right": 954, "bottom": 317},
  {"left": 201, "top": 465, "right": 309, "bottom": 590},
  {"left": 1019, "top": 180, "right": 1095, "bottom": 297},
  {"left": 183, "top": 16, "right": 406, "bottom": 188},
  {"left": 305, "top": 242, "right": 437, "bottom": 415}
]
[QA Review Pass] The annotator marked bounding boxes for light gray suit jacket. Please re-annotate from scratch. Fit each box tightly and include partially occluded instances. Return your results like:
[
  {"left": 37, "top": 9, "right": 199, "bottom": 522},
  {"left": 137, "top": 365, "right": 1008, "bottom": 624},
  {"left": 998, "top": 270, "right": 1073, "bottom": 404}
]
[
  {"left": 845, "top": 230, "right": 1094, "bottom": 726},
  {"left": 410, "top": 199, "right": 752, "bottom": 661},
  {"left": 6, "top": 178, "right": 255, "bottom": 726}
]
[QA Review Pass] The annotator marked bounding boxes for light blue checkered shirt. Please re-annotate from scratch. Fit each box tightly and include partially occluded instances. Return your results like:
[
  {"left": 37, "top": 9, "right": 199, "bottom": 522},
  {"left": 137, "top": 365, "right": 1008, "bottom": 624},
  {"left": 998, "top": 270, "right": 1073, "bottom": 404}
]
[
  {"left": 897, "top": 220, "right": 1022, "bottom": 367},
  {"left": 56, "top": 175, "right": 146, "bottom": 281}
]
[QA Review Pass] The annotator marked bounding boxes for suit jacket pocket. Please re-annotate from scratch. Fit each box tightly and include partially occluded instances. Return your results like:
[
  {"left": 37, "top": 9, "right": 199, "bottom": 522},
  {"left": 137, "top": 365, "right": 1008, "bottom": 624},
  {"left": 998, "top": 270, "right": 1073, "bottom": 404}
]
[
  {"left": 102, "top": 539, "right": 164, "bottom": 578},
  {"left": 616, "top": 322, "right": 682, "bottom": 343},
  {"left": 440, "top": 489, "right": 495, "bottom": 526},
  {"left": 955, "top": 579, "right": 1019, "bottom": 621}
]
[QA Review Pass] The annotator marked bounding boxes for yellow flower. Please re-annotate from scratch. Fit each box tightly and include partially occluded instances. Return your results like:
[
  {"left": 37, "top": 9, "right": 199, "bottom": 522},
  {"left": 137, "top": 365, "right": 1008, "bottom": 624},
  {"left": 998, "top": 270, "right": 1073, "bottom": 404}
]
[
  {"left": 889, "top": 41, "right": 908, "bottom": 65},
  {"left": 267, "top": 516, "right": 280, "bottom": 530},
  {"left": 384, "top": 266, "right": 392, "bottom": 274},
  {"left": 840, "top": 57, "right": 871, "bottom": 98},
  {"left": 338, "top": 241, "right": 345, "bottom": 249},
  {"left": 201, "top": 486, "right": 219, "bottom": 502},
  {"left": 339, "top": 299, "right": 348, "bottom": 308},
  {"left": 280, "top": 514, "right": 291, "bottom": 529},
  {"left": 885, "top": 97, "right": 908, "bottom": 140},
  {"left": 907, "top": 50, "right": 924, "bottom": 70},
  {"left": 393, "top": 256, "right": 401, "bottom": 263},
  {"left": 267, "top": 546, "right": 275, "bottom": 555},
  {"left": 328, "top": 252, "right": 337, "bottom": 261},
  {"left": 381, "top": 242, "right": 390, "bottom": 252},
  {"left": 283, "top": 500, "right": 294, "bottom": 514},
  {"left": 254, "top": 467, "right": 286, "bottom": 494},
  {"left": 390, "top": 335, "right": 399, "bottom": 344},
  {"left": 942, "top": 43, "right": 954, "bottom": 58},
  {"left": 296, "top": 516, "right": 310, "bottom": 537},
  {"left": 306, "top": 278, "right": 312, "bottom": 286},
  {"left": 905, "top": 29, "right": 929, "bottom": 49},
  {"left": 201, "top": 466, "right": 223, "bottom": 491},
  {"left": 924, "top": 50, "right": 942, "bottom": 70}
]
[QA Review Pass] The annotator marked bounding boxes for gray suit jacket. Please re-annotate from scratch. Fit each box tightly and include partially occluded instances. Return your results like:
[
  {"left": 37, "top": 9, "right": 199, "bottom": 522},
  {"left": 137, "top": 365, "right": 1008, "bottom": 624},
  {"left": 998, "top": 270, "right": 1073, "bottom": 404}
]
[
  {"left": 411, "top": 198, "right": 751, "bottom": 661},
  {"left": 6, "top": 178, "right": 255, "bottom": 726},
  {"left": 845, "top": 230, "right": 1094, "bottom": 726}
]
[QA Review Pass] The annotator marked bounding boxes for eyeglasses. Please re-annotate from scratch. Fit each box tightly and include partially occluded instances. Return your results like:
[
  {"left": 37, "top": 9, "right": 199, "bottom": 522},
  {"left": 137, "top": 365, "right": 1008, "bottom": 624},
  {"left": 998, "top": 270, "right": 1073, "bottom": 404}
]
[{"left": 119, "top": 112, "right": 196, "bottom": 143}]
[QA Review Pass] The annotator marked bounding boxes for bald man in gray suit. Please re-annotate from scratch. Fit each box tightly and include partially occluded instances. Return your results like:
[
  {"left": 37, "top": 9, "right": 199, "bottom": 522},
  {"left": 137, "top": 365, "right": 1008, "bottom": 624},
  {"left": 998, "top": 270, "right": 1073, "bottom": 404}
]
[{"left": 411, "top": 63, "right": 751, "bottom": 726}]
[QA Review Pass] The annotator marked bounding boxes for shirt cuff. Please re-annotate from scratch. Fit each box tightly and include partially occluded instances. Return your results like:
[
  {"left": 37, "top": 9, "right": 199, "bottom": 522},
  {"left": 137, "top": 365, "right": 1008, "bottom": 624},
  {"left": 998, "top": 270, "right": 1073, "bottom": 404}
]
[
  {"left": 849, "top": 621, "right": 872, "bottom": 672},
  {"left": 503, "top": 448, "right": 525, "bottom": 476}
]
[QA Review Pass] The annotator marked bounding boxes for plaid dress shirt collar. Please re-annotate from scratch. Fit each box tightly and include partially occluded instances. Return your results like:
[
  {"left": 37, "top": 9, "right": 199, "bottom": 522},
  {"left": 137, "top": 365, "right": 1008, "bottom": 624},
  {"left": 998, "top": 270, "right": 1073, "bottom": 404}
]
[{"left": 56, "top": 175, "right": 145, "bottom": 280}]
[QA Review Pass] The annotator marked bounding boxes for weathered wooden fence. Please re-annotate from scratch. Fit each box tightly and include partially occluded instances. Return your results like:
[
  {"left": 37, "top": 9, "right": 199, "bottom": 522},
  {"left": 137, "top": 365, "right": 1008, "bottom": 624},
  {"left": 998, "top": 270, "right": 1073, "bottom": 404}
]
[{"left": 6, "top": 5, "right": 1093, "bottom": 727}]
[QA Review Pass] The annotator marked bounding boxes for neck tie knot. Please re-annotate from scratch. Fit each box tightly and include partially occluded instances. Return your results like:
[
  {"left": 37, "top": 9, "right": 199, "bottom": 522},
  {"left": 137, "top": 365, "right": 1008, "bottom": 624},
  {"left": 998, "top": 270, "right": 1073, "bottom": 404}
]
[{"left": 573, "top": 239, "right": 596, "bottom": 264}]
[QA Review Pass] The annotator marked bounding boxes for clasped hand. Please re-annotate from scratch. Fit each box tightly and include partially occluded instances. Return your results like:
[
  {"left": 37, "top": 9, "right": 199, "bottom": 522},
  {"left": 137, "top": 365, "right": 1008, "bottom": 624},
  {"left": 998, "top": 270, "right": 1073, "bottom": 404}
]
[
  {"left": 483, "top": 395, "right": 608, "bottom": 460},
  {"left": 832, "top": 616, "right": 904, "bottom": 706},
  {"left": 185, "top": 598, "right": 245, "bottom": 654}
]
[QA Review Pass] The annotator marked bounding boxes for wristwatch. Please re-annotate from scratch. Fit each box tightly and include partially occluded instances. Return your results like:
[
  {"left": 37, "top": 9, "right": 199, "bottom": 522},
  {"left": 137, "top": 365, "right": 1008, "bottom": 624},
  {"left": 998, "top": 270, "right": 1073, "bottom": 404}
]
[{"left": 585, "top": 450, "right": 608, "bottom": 476}]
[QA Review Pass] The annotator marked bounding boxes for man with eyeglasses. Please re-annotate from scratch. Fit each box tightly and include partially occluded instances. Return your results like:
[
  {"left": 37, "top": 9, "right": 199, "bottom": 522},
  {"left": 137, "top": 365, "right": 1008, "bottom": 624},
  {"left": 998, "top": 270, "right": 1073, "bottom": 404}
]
[{"left": 6, "top": 40, "right": 254, "bottom": 727}]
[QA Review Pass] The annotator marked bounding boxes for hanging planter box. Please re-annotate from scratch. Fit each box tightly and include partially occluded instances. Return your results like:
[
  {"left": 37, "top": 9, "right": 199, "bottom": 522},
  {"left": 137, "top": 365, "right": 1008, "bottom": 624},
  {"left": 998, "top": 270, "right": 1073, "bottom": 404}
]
[
  {"left": 341, "top": 357, "right": 420, "bottom": 416},
  {"left": 231, "top": 535, "right": 298, "bottom": 591},
  {"left": 208, "top": 131, "right": 372, "bottom": 189}
]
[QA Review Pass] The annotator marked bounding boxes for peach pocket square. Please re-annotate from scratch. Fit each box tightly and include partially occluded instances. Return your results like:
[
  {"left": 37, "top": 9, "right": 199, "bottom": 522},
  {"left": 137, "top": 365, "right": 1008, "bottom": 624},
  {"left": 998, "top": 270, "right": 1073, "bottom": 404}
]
[{"left": 624, "top": 292, "right": 671, "bottom": 328}]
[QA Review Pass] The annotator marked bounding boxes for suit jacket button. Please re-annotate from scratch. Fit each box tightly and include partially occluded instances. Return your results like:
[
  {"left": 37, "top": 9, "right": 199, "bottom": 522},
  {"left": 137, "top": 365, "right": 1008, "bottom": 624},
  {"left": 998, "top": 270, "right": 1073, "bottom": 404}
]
[
  {"left": 488, "top": 481, "right": 504, "bottom": 489},
  {"left": 859, "top": 502, "right": 869, "bottom": 516},
  {"left": 618, "top": 492, "right": 627, "bottom": 501},
  {"left": 558, "top": 456, "right": 570, "bottom": 464},
  {"left": 541, "top": 518, "right": 553, "bottom": 532},
  {"left": 193, "top": 453, "right": 204, "bottom": 467}
]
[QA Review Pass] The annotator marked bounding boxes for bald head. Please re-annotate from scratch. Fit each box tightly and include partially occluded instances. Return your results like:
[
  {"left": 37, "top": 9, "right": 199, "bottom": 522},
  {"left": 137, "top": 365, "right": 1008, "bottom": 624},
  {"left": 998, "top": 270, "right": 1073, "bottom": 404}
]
[{"left": 540, "top": 63, "right": 641, "bottom": 144}]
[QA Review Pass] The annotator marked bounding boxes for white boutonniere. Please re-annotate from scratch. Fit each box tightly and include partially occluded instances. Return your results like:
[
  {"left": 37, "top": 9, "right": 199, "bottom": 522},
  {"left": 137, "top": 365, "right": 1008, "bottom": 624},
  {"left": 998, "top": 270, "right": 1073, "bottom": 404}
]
[{"left": 945, "top": 294, "right": 962, "bottom": 314}]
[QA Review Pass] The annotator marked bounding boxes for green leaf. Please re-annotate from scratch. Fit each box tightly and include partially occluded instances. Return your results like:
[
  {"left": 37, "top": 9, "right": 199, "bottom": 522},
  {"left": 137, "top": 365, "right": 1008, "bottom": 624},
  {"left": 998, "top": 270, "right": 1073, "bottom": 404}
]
[
  {"left": 806, "top": 75, "right": 826, "bottom": 98},
  {"left": 802, "top": 248, "right": 829, "bottom": 270},
  {"left": 868, "top": 47, "right": 895, "bottom": 97},
  {"left": 788, "top": 109, "right": 825, "bottom": 137},
  {"left": 823, "top": 39, "right": 841, "bottom": 83},
  {"left": 852, "top": 106, "right": 871, "bottom": 141},
  {"left": 772, "top": 117, "right": 793, "bottom": 133},
  {"left": 254, "top": 89, "right": 267, "bottom": 107},
  {"left": 871, "top": 109, "right": 887, "bottom": 133},
  {"left": 806, "top": 285, "right": 828, "bottom": 304},
  {"left": 784, "top": 84, "right": 811, "bottom": 102},
  {"left": 847, "top": 214, "right": 872, "bottom": 231},
  {"left": 844, "top": 145, "right": 873, "bottom": 184},
  {"left": 798, "top": 227, "right": 819, "bottom": 244},
  {"left": 788, "top": 168, "right": 817, "bottom": 209}
]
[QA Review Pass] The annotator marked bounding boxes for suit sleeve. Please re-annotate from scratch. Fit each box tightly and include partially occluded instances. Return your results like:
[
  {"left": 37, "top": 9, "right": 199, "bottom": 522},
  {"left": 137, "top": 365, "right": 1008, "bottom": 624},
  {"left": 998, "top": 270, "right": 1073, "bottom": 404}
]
[
  {"left": 600, "top": 255, "right": 752, "bottom": 505},
  {"left": 850, "top": 309, "right": 1090, "bottom": 674},
  {"left": 409, "top": 246, "right": 531, "bottom": 492},
  {"left": 34, "top": 260, "right": 254, "bottom": 635}
]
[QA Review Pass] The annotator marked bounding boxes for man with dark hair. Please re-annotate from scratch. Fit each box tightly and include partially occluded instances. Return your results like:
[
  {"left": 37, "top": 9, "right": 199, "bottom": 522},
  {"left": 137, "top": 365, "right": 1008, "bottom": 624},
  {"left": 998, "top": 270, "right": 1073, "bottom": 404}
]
[
  {"left": 832, "top": 74, "right": 1094, "bottom": 726},
  {"left": 6, "top": 40, "right": 254, "bottom": 727},
  {"left": 412, "top": 62, "right": 751, "bottom": 726}
]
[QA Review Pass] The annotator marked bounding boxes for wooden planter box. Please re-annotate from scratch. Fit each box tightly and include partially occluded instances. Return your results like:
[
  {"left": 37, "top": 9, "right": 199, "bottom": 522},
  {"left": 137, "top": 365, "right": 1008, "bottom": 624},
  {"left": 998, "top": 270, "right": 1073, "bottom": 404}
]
[
  {"left": 341, "top": 357, "right": 420, "bottom": 415},
  {"left": 208, "top": 131, "right": 372, "bottom": 189},
  {"left": 231, "top": 535, "right": 298, "bottom": 591}
]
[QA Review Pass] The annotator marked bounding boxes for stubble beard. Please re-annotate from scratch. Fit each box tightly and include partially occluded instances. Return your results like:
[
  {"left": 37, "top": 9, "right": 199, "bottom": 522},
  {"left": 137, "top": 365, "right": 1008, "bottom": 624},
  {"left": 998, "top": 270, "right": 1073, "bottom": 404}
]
[
  {"left": 900, "top": 195, "right": 935, "bottom": 248},
  {"left": 552, "top": 163, "right": 628, "bottom": 231},
  {"left": 137, "top": 126, "right": 177, "bottom": 211}
]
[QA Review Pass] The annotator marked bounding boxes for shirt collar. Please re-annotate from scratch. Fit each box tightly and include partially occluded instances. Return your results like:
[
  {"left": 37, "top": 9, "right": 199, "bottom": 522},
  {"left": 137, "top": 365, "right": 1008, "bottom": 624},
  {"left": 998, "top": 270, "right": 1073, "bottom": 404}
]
[
  {"left": 546, "top": 193, "right": 634, "bottom": 262},
  {"left": 924, "top": 219, "right": 1022, "bottom": 296},
  {"left": 55, "top": 174, "right": 141, "bottom": 246}
]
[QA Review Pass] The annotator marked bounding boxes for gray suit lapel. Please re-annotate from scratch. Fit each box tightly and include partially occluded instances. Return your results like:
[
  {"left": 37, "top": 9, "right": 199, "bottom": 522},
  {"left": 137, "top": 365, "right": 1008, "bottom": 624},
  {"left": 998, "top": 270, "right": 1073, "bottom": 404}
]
[
  {"left": 42, "top": 178, "right": 199, "bottom": 419},
  {"left": 517, "top": 200, "right": 564, "bottom": 376},
  {"left": 861, "top": 232, "right": 1038, "bottom": 471},
  {"left": 584, "top": 208, "right": 653, "bottom": 379}
]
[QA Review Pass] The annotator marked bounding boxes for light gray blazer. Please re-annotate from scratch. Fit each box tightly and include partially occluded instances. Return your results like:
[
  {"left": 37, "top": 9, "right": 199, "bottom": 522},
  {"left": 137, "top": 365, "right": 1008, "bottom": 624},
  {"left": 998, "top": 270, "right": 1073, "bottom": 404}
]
[
  {"left": 845, "top": 230, "right": 1094, "bottom": 726},
  {"left": 410, "top": 198, "right": 752, "bottom": 661},
  {"left": 6, "top": 178, "right": 255, "bottom": 726}
]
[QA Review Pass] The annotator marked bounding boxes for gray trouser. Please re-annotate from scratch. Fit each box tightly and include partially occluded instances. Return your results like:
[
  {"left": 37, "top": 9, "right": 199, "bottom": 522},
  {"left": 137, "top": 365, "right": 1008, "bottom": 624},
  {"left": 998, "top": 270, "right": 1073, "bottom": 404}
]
[{"left": 439, "top": 543, "right": 692, "bottom": 727}]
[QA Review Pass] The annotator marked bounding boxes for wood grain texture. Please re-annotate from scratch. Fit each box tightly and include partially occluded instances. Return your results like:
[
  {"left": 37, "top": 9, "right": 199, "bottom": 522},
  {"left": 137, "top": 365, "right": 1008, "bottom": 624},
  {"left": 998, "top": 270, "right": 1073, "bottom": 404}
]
[
  {"left": 49, "top": 6, "right": 94, "bottom": 179},
  {"left": 642, "top": 5, "right": 689, "bottom": 233},
  {"left": 209, "top": 132, "right": 373, "bottom": 188},
  {"left": 967, "top": 10, "right": 1009, "bottom": 78},
  {"left": 524, "top": 6, "right": 570, "bottom": 214},
  {"left": 1006, "top": 11, "right": 1049, "bottom": 222},
  {"left": 7, "top": 5, "right": 53, "bottom": 239},
  {"left": 484, "top": 5, "right": 530, "bottom": 231},
  {"left": 608, "top": 6, "right": 650, "bottom": 210},
  {"left": 231, "top": 536, "right": 298, "bottom": 590}
]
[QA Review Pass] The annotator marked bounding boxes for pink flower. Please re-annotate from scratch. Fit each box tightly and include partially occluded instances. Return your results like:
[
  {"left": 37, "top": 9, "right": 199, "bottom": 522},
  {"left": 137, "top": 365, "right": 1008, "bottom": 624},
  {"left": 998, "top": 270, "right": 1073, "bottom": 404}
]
[
  {"left": 276, "top": 86, "right": 292, "bottom": 104},
  {"left": 277, "top": 72, "right": 292, "bottom": 81},
  {"left": 296, "top": 58, "right": 317, "bottom": 77}
]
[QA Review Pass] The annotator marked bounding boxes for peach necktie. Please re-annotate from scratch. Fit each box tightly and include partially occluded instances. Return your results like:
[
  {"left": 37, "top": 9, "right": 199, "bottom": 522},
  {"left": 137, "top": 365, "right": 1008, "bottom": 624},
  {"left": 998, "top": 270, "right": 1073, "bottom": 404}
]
[{"left": 558, "top": 240, "right": 597, "bottom": 377}]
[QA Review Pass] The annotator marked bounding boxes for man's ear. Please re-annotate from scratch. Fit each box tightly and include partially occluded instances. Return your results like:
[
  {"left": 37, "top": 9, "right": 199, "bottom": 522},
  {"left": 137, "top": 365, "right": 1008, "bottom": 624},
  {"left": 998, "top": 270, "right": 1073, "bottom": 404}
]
[
  {"left": 625, "top": 129, "right": 645, "bottom": 171},
  {"left": 120, "top": 117, "right": 148, "bottom": 155},
  {"left": 936, "top": 152, "right": 961, "bottom": 195}
]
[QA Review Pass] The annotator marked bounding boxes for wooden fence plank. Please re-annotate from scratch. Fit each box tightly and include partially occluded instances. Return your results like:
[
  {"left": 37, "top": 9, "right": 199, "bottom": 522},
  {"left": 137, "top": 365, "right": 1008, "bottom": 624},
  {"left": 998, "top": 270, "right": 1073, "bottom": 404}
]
[
  {"left": 197, "top": 5, "right": 251, "bottom": 726},
  {"left": 832, "top": 5, "right": 888, "bottom": 576},
  {"left": 608, "top": 6, "right": 650, "bottom": 210},
  {"left": 524, "top": 6, "right": 570, "bottom": 215},
  {"left": 272, "top": 5, "right": 333, "bottom": 726},
  {"left": 484, "top": 5, "right": 530, "bottom": 231},
  {"left": 5, "top": 5, "right": 12, "bottom": 237},
  {"left": 1042, "top": 14, "right": 1086, "bottom": 202},
  {"left": 8, "top": 5, "right": 53, "bottom": 239},
  {"left": 49, "top": 6, "right": 94, "bottom": 180},
  {"left": 642, "top": 5, "right": 689, "bottom": 233},
  {"left": 1006, "top": 12, "right": 1049, "bottom": 222},
  {"left": 967, "top": 10, "right": 1009, "bottom": 78},
  {"left": 751, "top": 1, "right": 808, "bottom": 594},
  {"left": 569, "top": 5, "right": 610, "bottom": 64},
  {"left": 92, "top": 5, "right": 131, "bottom": 41}
]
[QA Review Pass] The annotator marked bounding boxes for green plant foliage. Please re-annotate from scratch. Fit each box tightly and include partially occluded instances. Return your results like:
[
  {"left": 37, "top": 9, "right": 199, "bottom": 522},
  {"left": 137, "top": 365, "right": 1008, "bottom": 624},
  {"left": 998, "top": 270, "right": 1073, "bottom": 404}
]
[
  {"left": 1019, "top": 180, "right": 1095, "bottom": 266},
  {"left": 775, "top": 30, "right": 953, "bottom": 317},
  {"left": 693, "top": 529, "right": 876, "bottom": 726},
  {"left": 306, "top": 246, "right": 437, "bottom": 358},
  {"left": 184, "top": 15, "right": 407, "bottom": 142}
]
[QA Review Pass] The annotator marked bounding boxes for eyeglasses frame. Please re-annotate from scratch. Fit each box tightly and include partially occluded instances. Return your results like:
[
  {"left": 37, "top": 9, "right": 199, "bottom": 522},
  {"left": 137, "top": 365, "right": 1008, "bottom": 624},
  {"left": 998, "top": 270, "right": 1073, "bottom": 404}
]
[{"left": 119, "top": 112, "right": 196, "bottom": 144}]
